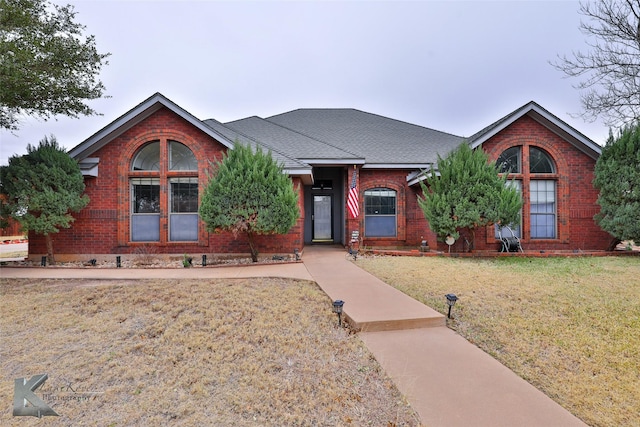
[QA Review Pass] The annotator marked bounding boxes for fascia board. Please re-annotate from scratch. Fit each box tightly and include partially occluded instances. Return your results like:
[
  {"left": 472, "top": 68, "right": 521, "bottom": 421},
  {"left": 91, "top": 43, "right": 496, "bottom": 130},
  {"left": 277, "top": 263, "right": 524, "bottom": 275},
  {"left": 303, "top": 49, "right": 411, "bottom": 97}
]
[
  {"left": 78, "top": 157, "right": 100, "bottom": 177},
  {"left": 283, "top": 168, "right": 314, "bottom": 185},
  {"left": 299, "top": 158, "right": 366, "bottom": 165},
  {"left": 361, "top": 163, "right": 433, "bottom": 169},
  {"left": 527, "top": 107, "right": 602, "bottom": 159},
  {"left": 407, "top": 171, "right": 440, "bottom": 187},
  {"left": 469, "top": 102, "right": 601, "bottom": 159},
  {"left": 68, "top": 93, "right": 235, "bottom": 160},
  {"left": 283, "top": 167, "right": 313, "bottom": 176}
]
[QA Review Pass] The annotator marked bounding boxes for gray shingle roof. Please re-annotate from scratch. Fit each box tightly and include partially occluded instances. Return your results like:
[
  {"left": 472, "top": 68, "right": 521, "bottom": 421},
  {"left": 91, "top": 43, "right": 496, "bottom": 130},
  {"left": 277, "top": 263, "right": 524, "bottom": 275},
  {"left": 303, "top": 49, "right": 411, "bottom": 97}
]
[
  {"left": 204, "top": 118, "right": 311, "bottom": 171},
  {"left": 69, "top": 93, "right": 600, "bottom": 182},
  {"left": 265, "top": 109, "right": 464, "bottom": 166},
  {"left": 222, "top": 116, "right": 362, "bottom": 162}
]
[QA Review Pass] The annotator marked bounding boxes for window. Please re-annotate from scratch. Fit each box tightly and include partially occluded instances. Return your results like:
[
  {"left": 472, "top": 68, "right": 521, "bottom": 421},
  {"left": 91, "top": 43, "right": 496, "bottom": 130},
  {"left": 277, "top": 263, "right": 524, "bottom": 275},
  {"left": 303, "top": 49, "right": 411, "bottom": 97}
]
[
  {"left": 494, "top": 146, "right": 558, "bottom": 241},
  {"left": 132, "top": 141, "right": 160, "bottom": 171},
  {"left": 497, "top": 146, "right": 521, "bottom": 174},
  {"left": 364, "top": 188, "right": 396, "bottom": 237},
  {"left": 170, "top": 178, "right": 199, "bottom": 241},
  {"left": 170, "top": 141, "right": 198, "bottom": 171},
  {"left": 529, "top": 147, "right": 555, "bottom": 173},
  {"left": 495, "top": 180, "right": 522, "bottom": 238},
  {"left": 530, "top": 180, "right": 556, "bottom": 238},
  {"left": 130, "top": 141, "right": 198, "bottom": 242},
  {"left": 131, "top": 178, "right": 160, "bottom": 241},
  {"left": 529, "top": 148, "right": 556, "bottom": 239}
]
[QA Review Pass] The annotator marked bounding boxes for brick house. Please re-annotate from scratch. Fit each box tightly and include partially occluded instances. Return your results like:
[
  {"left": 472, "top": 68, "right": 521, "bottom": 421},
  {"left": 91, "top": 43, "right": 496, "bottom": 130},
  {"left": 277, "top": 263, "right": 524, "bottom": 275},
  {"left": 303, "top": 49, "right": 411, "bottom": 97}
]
[{"left": 27, "top": 93, "right": 610, "bottom": 260}]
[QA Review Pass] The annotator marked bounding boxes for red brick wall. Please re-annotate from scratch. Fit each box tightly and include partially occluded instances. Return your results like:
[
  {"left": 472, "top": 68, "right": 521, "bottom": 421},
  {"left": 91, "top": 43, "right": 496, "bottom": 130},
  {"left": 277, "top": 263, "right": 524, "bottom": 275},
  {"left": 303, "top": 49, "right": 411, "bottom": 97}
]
[
  {"left": 471, "top": 115, "right": 610, "bottom": 251},
  {"left": 1, "top": 217, "right": 23, "bottom": 237},
  {"left": 28, "top": 108, "right": 304, "bottom": 259},
  {"left": 345, "top": 168, "right": 436, "bottom": 249},
  {"left": 28, "top": 110, "right": 609, "bottom": 258}
]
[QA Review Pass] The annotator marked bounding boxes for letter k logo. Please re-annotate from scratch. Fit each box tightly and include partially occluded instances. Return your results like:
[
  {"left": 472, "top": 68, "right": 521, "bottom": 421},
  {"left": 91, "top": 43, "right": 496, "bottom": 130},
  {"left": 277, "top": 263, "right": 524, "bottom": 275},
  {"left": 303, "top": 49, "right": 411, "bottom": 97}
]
[{"left": 13, "top": 374, "right": 59, "bottom": 417}]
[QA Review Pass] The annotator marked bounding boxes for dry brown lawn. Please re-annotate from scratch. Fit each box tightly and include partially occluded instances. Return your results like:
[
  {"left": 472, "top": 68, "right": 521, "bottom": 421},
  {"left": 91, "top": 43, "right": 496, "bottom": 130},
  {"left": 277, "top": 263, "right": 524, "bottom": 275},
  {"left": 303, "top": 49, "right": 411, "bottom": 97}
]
[
  {"left": 356, "top": 255, "right": 640, "bottom": 427},
  {"left": 0, "top": 277, "right": 419, "bottom": 426}
]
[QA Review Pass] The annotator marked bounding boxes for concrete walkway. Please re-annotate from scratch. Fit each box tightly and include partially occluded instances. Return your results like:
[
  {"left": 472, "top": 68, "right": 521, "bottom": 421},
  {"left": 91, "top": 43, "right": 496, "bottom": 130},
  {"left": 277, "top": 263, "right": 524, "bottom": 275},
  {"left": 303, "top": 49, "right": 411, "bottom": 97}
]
[
  {"left": 1, "top": 246, "right": 587, "bottom": 426},
  {"left": 303, "top": 246, "right": 586, "bottom": 427}
]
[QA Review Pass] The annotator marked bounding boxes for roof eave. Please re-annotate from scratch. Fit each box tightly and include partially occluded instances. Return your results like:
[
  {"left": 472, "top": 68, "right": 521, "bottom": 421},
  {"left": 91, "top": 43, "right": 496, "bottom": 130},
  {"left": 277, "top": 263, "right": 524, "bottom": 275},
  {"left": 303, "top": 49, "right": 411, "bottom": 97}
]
[
  {"left": 406, "top": 165, "right": 439, "bottom": 186},
  {"left": 284, "top": 168, "right": 314, "bottom": 185},
  {"left": 362, "top": 163, "right": 434, "bottom": 169},
  {"left": 300, "top": 158, "right": 365, "bottom": 166},
  {"left": 469, "top": 102, "right": 602, "bottom": 160},
  {"left": 68, "top": 93, "right": 235, "bottom": 160}
]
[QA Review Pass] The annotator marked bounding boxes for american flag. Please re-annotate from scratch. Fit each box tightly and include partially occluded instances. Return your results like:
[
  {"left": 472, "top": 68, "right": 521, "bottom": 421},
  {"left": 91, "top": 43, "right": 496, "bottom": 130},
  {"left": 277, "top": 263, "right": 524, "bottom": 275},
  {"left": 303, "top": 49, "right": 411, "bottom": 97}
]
[{"left": 347, "top": 169, "right": 359, "bottom": 218}]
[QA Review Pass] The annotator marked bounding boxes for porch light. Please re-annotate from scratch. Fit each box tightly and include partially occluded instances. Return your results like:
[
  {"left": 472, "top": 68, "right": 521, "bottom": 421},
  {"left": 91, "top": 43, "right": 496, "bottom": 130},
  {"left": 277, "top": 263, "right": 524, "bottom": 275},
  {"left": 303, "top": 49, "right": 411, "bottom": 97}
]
[
  {"left": 445, "top": 293, "right": 458, "bottom": 319},
  {"left": 332, "top": 300, "right": 345, "bottom": 326}
]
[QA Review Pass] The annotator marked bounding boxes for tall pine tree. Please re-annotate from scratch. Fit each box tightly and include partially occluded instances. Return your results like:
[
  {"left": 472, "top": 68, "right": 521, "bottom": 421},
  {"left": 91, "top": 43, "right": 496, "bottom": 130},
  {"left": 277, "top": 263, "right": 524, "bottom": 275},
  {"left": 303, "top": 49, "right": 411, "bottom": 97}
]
[
  {"left": 199, "top": 142, "right": 299, "bottom": 262},
  {"left": 418, "top": 143, "right": 521, "bottom": 250},
  {"left": 0, "top": 136, "right": 89, "bottom": 263},
  {"left": 593, "top": 124, "right": 640, "bottom": 249}
]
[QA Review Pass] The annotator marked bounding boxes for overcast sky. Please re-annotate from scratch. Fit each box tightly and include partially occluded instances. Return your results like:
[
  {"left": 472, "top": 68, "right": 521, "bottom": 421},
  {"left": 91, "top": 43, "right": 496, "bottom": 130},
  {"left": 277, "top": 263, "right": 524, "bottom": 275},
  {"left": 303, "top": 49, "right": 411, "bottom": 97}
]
[{"left": 0, "top": 0, "right": 613, "bottom": 166}]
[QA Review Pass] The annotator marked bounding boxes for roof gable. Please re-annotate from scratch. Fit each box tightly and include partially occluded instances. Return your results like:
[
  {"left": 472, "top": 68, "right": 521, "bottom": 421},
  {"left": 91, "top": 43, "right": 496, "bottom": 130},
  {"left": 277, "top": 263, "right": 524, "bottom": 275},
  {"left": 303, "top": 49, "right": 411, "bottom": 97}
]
[
  {"left": 467, "top": 101, "right": 602, "bottom": 160},
  {"left": 67, "top": 93, "right": 600, "bottom": 184},
  {"left": 68, "top": 93, "right": 234, "bottom": 160}
]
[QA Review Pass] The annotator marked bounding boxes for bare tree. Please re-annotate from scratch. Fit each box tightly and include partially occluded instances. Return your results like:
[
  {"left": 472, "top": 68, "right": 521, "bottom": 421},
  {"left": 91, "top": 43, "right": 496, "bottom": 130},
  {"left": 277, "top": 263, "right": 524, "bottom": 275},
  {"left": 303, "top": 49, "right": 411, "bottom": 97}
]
[{"left": 552, "top": 0, "right": 640, "bottom": 127}]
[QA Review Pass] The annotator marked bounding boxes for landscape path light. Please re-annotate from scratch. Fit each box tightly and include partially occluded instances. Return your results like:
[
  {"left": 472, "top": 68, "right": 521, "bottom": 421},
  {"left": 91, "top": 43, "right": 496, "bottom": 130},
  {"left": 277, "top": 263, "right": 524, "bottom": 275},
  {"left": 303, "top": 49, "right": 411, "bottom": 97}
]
[
  {"left": 332, "top": 300, "right": 344, "bottom": 327},
  {"left": 445, "top": 293, "right": 458, "bottom": 319}
]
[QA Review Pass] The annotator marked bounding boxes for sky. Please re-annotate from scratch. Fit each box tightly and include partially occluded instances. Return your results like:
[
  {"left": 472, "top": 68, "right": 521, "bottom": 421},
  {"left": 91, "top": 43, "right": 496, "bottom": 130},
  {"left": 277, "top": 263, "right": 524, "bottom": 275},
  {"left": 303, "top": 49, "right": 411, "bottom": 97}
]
[{"left": 0, "top": 0, "right": 613, "bottom": 166}]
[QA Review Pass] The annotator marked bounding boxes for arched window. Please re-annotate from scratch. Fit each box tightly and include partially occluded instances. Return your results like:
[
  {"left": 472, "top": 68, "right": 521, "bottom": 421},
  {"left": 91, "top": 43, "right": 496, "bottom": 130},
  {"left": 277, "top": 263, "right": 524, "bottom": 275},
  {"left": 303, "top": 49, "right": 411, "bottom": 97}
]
[
  {"left": 529, "top": 147, "right": 555, "bottom": 173},
  {"left": 529, "top": 147, "right": 556, "bottom": 239},
  {"left": 493, "top": 145, "right": 557, "bottom": 241},
  {"left": 497, "top": 146, "right": 521, "bottom": 174},
  {"left": 130, "top": 141, "right": 199, "bottom": 242},
  {"left": 169, "top": 141, "right": 198, "bottom": 171},
  {"left": 132, "top": 141, "right": 160, "bottom": 171},
  {"left": 364, "top": 188, "right": 396, "bottom": 237}
]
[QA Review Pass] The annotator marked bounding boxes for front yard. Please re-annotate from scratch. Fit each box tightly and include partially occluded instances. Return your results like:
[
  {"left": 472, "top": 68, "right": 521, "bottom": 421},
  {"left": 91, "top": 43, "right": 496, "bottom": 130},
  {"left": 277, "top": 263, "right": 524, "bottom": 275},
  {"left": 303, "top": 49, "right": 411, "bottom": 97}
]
[
  {"left": 356, "top": 255, "right": 640, "bottom": 427},
  {"left": 2, "top": 255, "right": 638, "bottom": 426},
  {"left": 0, "top": 277, "right": 419, "bottom": 426}
]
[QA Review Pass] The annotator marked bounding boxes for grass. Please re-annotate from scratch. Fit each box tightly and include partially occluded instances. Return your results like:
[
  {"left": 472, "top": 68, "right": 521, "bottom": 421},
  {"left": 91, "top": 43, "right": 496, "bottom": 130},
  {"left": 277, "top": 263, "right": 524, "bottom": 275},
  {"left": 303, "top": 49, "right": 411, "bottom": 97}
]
[
  {"left": 0, "top": 278, "right": 419, "bottom": 426},
  {"left": 355, "top": 255, "right": 640, "bottom": 427}
]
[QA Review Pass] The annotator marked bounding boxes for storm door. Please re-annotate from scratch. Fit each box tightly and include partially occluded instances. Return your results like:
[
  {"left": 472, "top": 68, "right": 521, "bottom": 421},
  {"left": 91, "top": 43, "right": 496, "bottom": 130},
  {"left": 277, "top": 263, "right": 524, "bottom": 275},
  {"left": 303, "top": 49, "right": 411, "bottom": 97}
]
[{"left": 312, "top": 195, "right": 333, "bottom": 241}]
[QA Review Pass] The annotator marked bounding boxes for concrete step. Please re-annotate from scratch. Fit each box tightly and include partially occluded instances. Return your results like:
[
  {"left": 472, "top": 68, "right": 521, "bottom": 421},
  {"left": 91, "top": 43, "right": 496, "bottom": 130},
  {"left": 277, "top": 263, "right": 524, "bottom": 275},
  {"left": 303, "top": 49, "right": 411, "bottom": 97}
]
[{"left": 302, "top": 246, "right": 446, "bottom": 332}]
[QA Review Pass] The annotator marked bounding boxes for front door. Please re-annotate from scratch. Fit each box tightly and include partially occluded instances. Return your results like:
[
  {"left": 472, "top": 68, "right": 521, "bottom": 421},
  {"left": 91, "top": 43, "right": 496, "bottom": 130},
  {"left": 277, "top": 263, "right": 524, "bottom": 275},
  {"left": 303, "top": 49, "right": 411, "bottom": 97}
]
[{"left": 312, "top": 195, "right": 332, "bottom": 241}]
